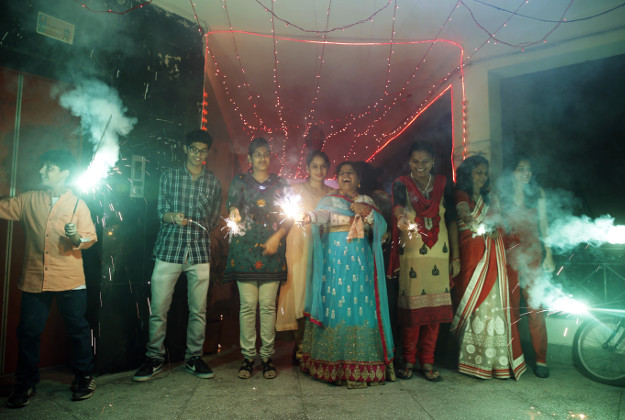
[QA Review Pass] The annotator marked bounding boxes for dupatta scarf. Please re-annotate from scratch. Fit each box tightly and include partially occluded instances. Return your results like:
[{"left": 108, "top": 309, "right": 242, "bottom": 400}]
[
  {"left": 451, "top": 194, "right": 525, "bottom": 378},
  {"left": 387, "top": 174, "right": 446, "bottom": 277}
]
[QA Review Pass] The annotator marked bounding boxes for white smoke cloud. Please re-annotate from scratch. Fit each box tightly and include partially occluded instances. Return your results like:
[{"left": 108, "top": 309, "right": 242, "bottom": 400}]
[
  {"left": 516, "top": 265, "right": 588, "bottom": 315},
  {"left": 546, "top": 214, "right": 625, "bottom": 249},
  {"left": 53, "top": 79, "right": 137, "bottom": 191},
  {"left": 506, "top": 212, "right": 625, "bottom": 314}
]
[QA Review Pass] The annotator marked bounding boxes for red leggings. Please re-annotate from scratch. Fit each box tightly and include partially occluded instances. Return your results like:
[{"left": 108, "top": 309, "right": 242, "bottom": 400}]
[
  {"left": 400, "top": 323, "right": 440, "bottom": 366},
  {"left": 510, "top": 285, "right": 548, "bottom": 363}
]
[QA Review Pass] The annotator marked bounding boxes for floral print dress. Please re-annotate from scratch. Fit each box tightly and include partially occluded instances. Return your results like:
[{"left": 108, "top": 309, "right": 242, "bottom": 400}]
[{"left": 224, "top": 173, "right": 291, "bottom": 282}]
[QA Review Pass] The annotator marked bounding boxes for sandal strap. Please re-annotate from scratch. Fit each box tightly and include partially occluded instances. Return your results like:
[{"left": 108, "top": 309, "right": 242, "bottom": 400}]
[
  {"left": 262, "top": 358, "right": 276, "bottom": 372},
  {"left": 239, "top": 359, "right": 254, "bottom": 372}
]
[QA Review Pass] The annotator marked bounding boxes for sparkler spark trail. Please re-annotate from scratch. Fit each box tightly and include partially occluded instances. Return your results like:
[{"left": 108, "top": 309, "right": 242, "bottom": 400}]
[
  {"left": 223, "top": 217, "right": 243, "bottom": 237},
  {"left": 475, "top": 223, "right": 487, "bottom": 236},
  {"left": 276, "top": 193, "right": 303, "bottom": 223},
  {"left": 549, "top": 295, "right": 589, "bottom": 315},
  {"left": 187, "top": 218, "right": 207, "bottom": 231},
  {"left": 55, "top": 79, "right": 137, "bottom": 192}
]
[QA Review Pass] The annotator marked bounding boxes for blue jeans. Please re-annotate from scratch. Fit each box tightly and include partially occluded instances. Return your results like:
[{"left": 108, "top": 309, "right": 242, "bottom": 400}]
[
  {"left": 146, "top": 259, "right": 210, "bottom": 361},
  {"left": 17, "top": 290, "right": 93, "bottom": 388}
]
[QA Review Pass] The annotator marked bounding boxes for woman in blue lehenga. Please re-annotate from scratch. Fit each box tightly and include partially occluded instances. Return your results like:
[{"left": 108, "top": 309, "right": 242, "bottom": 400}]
[{"left": 299, "top": 162, "right": 394, "bottom": 388}]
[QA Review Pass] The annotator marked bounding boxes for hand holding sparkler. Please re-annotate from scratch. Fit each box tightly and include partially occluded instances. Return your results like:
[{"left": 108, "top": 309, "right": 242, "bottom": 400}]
[
  {"left": 397, "top": 215, "right": 412, "bottom": 232},
  {"left": 64, "top": 223, "right": 81, "bottom": 247},
  {"left": 229, "top": 208, "right": 241, "bottom": 223},
  {"left": 169, "top": 212, "right": 188, "bottom": 226},
  {"left": 295, "top": 212, "right": 311, "bottom": 225},
  {"left": 473, "top": 222, "right": 498, "bottom": 239},
  {"left": 223, "top": 207, "right": 243, "bottom": 237}
]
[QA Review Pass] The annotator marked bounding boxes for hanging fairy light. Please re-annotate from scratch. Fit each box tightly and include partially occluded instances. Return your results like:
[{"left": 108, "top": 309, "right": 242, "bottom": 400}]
[{"left": 68, "top": 0, "right": 586, "bottom": 179}]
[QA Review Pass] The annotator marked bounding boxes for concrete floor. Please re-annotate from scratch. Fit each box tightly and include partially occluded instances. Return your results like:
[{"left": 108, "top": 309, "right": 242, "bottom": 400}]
[{"left": 0, "top": 336, "right": 623, "bottom": 420}]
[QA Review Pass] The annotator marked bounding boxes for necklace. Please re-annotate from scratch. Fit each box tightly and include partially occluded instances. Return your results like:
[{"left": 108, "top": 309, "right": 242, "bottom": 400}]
[
  {"left": 411, "top": 173, "right": 431, "bottom": 195},
  {"left": 305, "top": 182, "right": 327, "bottom": 200}
]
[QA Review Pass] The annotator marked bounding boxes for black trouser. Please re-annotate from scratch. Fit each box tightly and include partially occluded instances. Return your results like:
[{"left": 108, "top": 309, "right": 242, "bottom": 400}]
[{"left": 16, "top": 290, "right": 93, "bottom": 388}]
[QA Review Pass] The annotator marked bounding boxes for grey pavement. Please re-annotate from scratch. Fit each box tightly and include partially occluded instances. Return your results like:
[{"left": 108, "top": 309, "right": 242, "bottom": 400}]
[{"left": 0, "top": 337, "right": 622, "bottom": 420}]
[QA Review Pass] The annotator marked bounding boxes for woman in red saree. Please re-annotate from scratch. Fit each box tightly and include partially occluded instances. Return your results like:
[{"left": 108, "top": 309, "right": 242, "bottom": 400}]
[{"left": 451, "top": 155, "right": 526, "bottom": 380}]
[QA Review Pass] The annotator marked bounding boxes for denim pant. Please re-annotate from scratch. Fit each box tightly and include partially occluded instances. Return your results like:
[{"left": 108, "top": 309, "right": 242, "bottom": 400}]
[
  {"left": 146, "top": 259, "right": 210, "bottom": 361},
  {"left": 237, "top": 280, "right": 280, "bottom": 360},
  {"left": 17, "top": 290, "right": 93, "bottom": 388}
]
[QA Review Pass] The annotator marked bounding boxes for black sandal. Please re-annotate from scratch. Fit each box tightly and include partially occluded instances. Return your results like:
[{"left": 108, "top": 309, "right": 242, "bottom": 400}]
[
  {"left": 238, "top": 358, "right": 254, "bottom": 379},
  {"left": 262, "top": 358, "right": 276, "bottom": 379}
]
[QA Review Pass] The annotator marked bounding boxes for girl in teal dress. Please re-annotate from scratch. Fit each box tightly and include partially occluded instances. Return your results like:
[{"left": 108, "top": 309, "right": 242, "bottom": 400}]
[
  {"left": 224, "top": 138, "right": 291, "bottom": 379},
  {"left": 299, "top": 162, "right": 394, "bottom": 388}
]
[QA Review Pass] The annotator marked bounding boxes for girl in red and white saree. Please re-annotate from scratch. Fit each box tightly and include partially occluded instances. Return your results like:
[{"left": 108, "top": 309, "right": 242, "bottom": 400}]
[{"left": 451, "top": 156, "right": 526, "bottom": 380}]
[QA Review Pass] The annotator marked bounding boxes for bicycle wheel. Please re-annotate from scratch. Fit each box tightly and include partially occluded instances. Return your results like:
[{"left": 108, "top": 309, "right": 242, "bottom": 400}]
[{"left": 573, "top": 315, "right": 625, "bottom": 386}]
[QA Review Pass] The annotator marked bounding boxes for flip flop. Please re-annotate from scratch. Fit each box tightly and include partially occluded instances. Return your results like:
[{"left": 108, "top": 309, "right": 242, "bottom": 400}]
[
  {"left": 397, "top": 362, "right": 413, "bottom": 379},
  {"left": 421, "top": 365, "right": 442, "bottom": 382}
]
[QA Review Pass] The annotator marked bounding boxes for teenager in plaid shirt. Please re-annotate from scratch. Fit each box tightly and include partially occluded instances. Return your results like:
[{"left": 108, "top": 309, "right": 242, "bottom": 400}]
[{"left": 133, "top": 130, "right": 222, "bottom": 382}]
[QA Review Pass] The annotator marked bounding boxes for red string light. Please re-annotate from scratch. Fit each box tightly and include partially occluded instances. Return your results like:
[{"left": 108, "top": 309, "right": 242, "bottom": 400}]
[
  {"left": 203, "top": 31, "right": 468, "bottom": 178},
  {"left": 189, "top": 1, "right": 206, "bottom": 34},
  {"left": 294, "top": 0, "right": 334, "bottom": 178},
  {"left": 367, "top": 84, "right": 453, "bottom": 162},
  {"left": 269, "top": 0, "right": 290, "bottom": 173},
  {"left": 74, "top": 0, "right": 593, "bottom": 180}
]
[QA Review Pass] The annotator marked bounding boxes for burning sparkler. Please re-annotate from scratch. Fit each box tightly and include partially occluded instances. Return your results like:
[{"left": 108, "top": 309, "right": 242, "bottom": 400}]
[
  {"left": 56, "top": 79, "right": 137, "bottom": 193},
  {"left": 276, "top": 193, "right": 303, "bottom": 223},
  {"left": 76, "top": 114, "right": 113, "bottom": 192},
  {"left": 549, "top": 295, "right": 589, "bottom": 316},
  {"left": 223, "top": 217, "right": 243, "bottom": 237},
  {"left": 186, "top": 218, "right": 207, "bottom": 231},
  {"left": 405, "top": 222, "right": 419, "bottom": 240}
]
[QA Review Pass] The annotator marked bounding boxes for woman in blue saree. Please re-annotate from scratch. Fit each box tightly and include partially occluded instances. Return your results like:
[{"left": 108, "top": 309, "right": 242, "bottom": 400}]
[{"left": 298, "top": 161, "right": 394, "bottom": 388}]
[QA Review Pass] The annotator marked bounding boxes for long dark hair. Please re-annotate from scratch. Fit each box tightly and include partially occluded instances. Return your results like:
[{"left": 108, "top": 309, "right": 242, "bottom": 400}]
[
  {"left": 455, "top": 155, "right": 490, "bottom": 203},
  {"left": 499, "top": 154, "right": 540, "bottom": 211}
]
